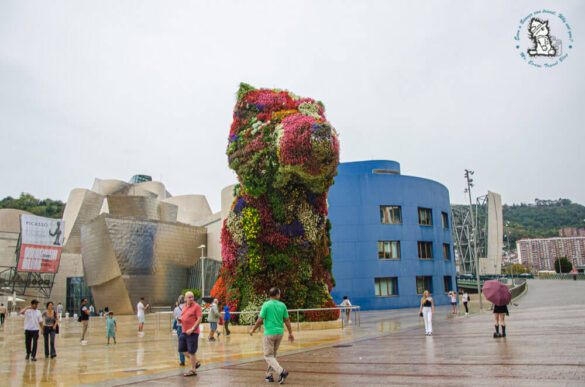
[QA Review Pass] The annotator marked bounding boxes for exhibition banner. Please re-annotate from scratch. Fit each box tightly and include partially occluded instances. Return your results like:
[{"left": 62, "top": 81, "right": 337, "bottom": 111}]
[{"left": 18, "top": 215, "right": 64, "bottom": 273}]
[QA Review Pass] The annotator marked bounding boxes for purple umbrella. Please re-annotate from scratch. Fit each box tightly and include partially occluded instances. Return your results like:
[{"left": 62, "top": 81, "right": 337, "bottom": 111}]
[{"left": 482, "top": 280, "right": 512, "bottom": 306}]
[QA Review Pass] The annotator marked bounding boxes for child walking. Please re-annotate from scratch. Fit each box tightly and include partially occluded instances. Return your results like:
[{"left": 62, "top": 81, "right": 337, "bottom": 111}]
[{"left": 106, "top": 311, "right": 117, "bottom": 345}]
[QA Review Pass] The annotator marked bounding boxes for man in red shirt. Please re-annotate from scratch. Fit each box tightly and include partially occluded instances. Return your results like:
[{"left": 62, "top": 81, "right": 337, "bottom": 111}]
[{"left": 178, "top": 291, "right": 203, "bottom": 377}]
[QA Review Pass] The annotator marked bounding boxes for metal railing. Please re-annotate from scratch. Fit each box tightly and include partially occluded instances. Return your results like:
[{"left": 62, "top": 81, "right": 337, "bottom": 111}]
[
  {"left": 537, "top": 273, "right": 585, "bottom": 280},
  {"left": 157, "top": 305, "right": 361, "bottom": 332}
]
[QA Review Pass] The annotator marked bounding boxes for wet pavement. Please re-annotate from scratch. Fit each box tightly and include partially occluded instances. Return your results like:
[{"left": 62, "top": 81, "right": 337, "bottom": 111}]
[{"left": 1, "top": 280, "right": 583, "bottom": 386}]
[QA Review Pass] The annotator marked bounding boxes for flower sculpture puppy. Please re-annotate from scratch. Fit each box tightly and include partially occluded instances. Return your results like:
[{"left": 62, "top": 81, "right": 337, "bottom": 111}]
[{"left": 213, "top": 83, "right": 340, "bottom": 321}]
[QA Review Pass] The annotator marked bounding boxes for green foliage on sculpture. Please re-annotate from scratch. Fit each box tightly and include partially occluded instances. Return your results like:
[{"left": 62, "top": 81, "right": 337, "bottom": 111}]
[{"left": 213, "top": 83, "right": 340, "bottom": 321}]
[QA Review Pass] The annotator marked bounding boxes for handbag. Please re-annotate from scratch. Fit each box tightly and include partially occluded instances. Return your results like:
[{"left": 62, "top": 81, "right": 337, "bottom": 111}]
[{"left": 419, "top": 312, "right": 423, "bottom": 317}]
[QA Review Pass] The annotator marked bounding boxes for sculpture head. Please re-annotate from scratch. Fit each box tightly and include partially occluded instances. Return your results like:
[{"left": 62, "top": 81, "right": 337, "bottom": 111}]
[{"left": 227, "top": 83, "right": 339, "bottom": 197}]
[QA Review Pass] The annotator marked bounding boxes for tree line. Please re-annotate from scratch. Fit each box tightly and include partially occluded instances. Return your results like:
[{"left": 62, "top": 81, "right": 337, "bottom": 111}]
[{"left": 0, "top": 193, "right": 65, "bottom": 219}]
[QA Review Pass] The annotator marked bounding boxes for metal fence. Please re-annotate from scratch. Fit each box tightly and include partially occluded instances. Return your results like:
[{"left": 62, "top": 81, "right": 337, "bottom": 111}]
[
  {"left": 155, "top": 305, "right": 361, "bottom": 332},
  {"left": 537, "top": 273, "right": 585, "bottom": 280}
]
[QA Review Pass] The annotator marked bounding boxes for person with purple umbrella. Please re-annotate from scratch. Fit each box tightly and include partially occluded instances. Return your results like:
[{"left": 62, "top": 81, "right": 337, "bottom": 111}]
[{"left": 482, "top": 280, "right": 511, "bottom": 338}]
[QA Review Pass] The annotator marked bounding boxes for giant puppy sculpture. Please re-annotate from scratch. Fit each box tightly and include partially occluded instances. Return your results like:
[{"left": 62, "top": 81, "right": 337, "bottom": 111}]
[{"left": 213, "top": 83, "right": 340, "bottom": 321}]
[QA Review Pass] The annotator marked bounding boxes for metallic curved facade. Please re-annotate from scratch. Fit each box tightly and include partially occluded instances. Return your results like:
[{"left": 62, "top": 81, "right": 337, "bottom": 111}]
[{"left": 81, "top": 214, "right": 206, "bottom": 314}]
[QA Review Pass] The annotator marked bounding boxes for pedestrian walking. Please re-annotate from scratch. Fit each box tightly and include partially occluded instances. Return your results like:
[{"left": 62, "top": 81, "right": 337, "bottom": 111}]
[
  {"left": 493, "top": 304, "right": 509, "bottom": 338},
  {"left": 42, "top": 301, "right": 58, "bottom": 358},
  {"left": 89, "top": 304, "right": 95, "bottom": 317},
  {"left": 79, "top": 298, "right": 90, "bottom": 344},
  {"left": 137, "top": 297, "right": 149, "bottom": 336},
  {"left": 419, "top": 290, "right": 434, "bottom": 336},
  {"left": 20, "top": 299, "right": 43, "bottom": 361},
  {"left": 249, "top": 287, "right": 294, "bottom": 384},
  {"left": 448, "top": 291, "right": 458, "bottom": 314},
  {"left": 104, "top": 306, "right": 109, "bottom": 313},
  {"left": 461, "top": 290, "right": 470, "bottom": 315},
  {"left": 173, "top": 296, "right": 186, "bottom": 366},
  {"left": 207, "top": 298, "right": 221, "bottom": 341},
  {"left": 223, "top": 304, "right": 231, "bottom": 336},
  {"left": 339, "top": 296, "right": 352, "bottom": 324},
  {"left": 0, "top": 303, "right": 6, "bottom": 326},
  {"left": 178, "top": 291, "right": 202, "bottom": 377},
  {"left": 56, "top": 302, "right": 63, "bottom": 320},
  {"left": 106, "top": 311, "right": 117, "bottom": 345}
]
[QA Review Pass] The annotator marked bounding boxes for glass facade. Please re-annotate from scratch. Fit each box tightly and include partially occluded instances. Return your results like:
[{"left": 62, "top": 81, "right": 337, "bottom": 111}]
[{"left": 66, "top": 277, "right": 94, "bottom": 315}]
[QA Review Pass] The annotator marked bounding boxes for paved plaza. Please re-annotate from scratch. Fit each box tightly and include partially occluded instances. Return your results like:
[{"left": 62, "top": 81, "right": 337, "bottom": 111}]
[{"left": 0, "top": 280, "right": 584, "bottom": 386}]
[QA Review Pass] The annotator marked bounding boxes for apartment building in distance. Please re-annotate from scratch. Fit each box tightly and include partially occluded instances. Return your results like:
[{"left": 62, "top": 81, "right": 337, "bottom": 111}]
[{"left": 517, "top": 237, "right": 585, "bottom": 271}]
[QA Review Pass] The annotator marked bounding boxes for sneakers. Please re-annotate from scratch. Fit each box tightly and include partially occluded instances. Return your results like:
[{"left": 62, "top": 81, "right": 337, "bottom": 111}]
[
  {"left": 81, "top": 340, "right": 88, "bottom": 345},
  {"left": 31, "top": 357, "right": 37, "bottom": 361},
  {"left": 278, "top": 370, "right": 289, "bottom": 384},
  {"left": 265, "top": 375, "right": 275, "bottom": 383},
  {"left": 179, "top": 362, "right": 185, "bottom": 366},
  {"left": 209, "top": 337, "right": 216, "bottom": 342},
  {"left": 25, "top": 354, "right": 30, "bottom": 360}
]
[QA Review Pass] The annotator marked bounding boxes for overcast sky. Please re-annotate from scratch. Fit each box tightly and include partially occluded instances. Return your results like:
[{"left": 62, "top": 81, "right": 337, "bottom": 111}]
[{"left": 1, "top": 1, "right": 584, "bottom": 212}]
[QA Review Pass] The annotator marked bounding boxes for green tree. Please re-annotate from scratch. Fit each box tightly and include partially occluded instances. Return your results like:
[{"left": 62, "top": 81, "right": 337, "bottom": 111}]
[
  {"left": 502, "top": 263, "right": 530, "bottom": 275},
  {"left": 0, "top": 193, "right": 65, "bottom": 219},
  {"left": 554, "top": 257, "right": 572, "bottom": 273}
]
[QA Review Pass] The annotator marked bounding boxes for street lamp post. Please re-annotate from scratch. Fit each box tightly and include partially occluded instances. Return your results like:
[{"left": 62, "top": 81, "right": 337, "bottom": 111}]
[
  {"left": 464, "top": 169, "right": 482, "bottom": 310},
  {"left": 198, "top": 244, "right": 206, "bottom": 299}
]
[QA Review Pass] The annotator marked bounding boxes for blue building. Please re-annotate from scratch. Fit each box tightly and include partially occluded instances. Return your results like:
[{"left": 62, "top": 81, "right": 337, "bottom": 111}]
[{"left": 329, "top": 160, "right": 456, "bottom": 310}]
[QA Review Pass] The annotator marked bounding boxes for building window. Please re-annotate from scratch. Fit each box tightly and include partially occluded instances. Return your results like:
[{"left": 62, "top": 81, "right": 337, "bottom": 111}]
[
  {"left": 418, "top": 207, "right": 432, "bottom": 226},
  {"left": 374, "top": 277, "right": 398, "bottom": 297},
  {"left": 443, "top": 276, "right": 453, "bottom": 293},
  {"left": 416, "top": 276, "right": 433, "bottom": 295},
  {"left": 380, "top": 205, "right": 402, "bottom": 224},
  {"left": 443, "top": 243, "right": 451, "bottom": 260},
  {"left": 442, "top": 212, "right": 449, "bottom": 229},
  {"left": 378, "top": 241, "right": 401, "bottom": 259},
  {"left": 418, "top": 241, "right": 433, "bottom": 259}
]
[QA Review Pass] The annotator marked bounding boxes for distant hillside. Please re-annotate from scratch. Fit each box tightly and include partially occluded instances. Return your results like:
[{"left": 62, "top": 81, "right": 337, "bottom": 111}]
[
  {"left": 0, "top": 193, "right": 65, "bottom": 219},
  {"left": 453, "top": 199, "right": 585, "bottom": 247}
]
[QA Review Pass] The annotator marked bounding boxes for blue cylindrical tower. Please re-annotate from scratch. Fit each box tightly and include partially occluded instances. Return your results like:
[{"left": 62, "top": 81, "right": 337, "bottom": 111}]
[{"left": 329, "top": 160, "right": 456, "bottom": 309}]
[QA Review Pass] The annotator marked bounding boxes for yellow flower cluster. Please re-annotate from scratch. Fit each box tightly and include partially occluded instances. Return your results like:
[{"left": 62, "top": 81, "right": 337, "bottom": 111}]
[{"left": 242, "top": 207, "right": 261, "bottom": 241}]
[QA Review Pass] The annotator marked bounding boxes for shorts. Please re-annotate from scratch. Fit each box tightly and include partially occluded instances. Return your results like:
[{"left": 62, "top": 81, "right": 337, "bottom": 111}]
[
  {"left": 179, "top": 332, "right": 199, "bottom": 354},
  {"left": 451, "top": 302, "right": 457, "bottom": 305},
  {"left": 210, "top": 322, "right": 218, "bottom": 331},
  {"left": 137, "top": 315, "right": 145, "bottom": 323}
]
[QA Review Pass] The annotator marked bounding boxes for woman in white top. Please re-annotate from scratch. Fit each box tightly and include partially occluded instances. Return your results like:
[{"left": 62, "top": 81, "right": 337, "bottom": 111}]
[
  {"left": 448, "top": 291, "right": 458, "bottom": 314},
  {"left": 461, "top": 291, "right": 470, "bottom": 315},
  {"left": 418, "top": 291, "right": 435, "bottom": 336}
]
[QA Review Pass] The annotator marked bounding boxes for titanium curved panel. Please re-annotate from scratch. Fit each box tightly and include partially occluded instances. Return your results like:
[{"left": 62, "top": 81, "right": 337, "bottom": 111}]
[
  {"left": 106, "top": 196, "right": 177, "bottom": 222},
  {"left": 80, "top": 215, "right": 206, "bottom": 313}
]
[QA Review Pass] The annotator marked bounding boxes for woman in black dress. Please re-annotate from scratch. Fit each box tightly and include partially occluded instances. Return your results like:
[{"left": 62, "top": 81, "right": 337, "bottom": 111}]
[{"left": 493, "top": 304, "right": 508, "bottom": 338}]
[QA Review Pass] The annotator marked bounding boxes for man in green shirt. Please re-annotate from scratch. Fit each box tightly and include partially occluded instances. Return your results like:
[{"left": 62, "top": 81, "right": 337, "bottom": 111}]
[{"left": 250, "top": 287, "right": 294, "bottom": 384}]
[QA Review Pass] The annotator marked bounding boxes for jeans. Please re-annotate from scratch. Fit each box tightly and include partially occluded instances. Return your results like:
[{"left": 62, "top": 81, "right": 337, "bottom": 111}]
[
  {"left": 224, "top": 320, "right": 231, "bottom": 335},
  {"left": 43, "top": 326, "right": 56, "bottom": 357},
  {"left": 463, "top": 302, "right": 469, "bottom": 313},
  {"left": 176, "top": 326, "right": 185, "bottom": 363},
  {"left": 25, "top": 330, "right": 39, "bottom": 358},
  {"left": 0, "top": 313, "right": 5, "bottom": 325}
]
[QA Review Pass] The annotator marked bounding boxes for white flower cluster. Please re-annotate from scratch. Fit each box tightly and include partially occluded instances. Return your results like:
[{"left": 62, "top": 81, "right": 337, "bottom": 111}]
[
  {"left": 298, "top": 202, "right": 322, "bottom": 243},
  {"left": 298, "top": 101, "right": 321, "bottom": 119},
  {"left": 226, "top": 211, "right": 244, "bottom": 245}
]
